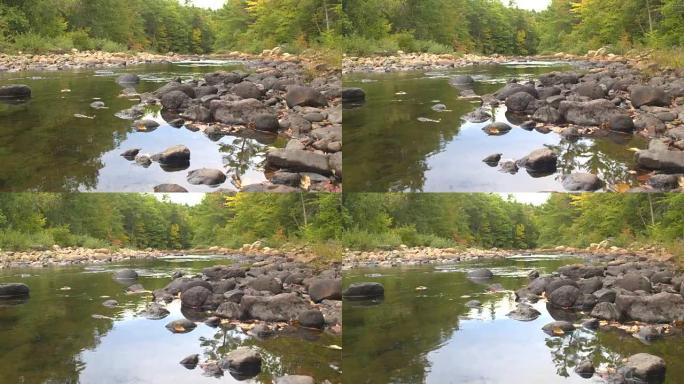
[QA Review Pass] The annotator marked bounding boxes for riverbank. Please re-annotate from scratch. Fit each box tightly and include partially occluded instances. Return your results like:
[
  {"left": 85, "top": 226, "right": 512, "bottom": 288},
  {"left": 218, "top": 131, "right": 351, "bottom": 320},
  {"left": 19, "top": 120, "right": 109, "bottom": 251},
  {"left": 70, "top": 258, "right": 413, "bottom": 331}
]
[{"left": 343, "top": 243, "right": 676, "bottom": 269}]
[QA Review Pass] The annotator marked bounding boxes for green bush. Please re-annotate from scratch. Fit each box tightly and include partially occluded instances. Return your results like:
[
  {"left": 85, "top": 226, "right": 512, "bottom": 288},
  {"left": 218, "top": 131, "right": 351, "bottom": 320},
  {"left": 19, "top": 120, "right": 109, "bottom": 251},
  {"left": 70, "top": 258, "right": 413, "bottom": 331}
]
[
  {"left": 49, "top": 226, "right": 76, "bottom": 247},
  {"left": 0, "top": 230, "right": 54, "bottom": 251},
  {"left": 341, "top": 230, "right": 402, "bottom": 250}
]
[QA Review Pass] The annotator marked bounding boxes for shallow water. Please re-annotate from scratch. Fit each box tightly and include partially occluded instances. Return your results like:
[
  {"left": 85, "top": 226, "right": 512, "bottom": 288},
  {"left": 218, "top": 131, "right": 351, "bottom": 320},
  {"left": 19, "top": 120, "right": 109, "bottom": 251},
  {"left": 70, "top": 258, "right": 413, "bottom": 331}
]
[
  {"left": 343, "top": 255, "right": 684, "bottom": 384},
  {"left": 0, "top": 255, "right": 341, "bottom": 384},
  {"left": 0, "top": 61, "right": 286, "bottom": 192},
  {"left": 344, "top": 63, "right": 647, "bottom": 192}
]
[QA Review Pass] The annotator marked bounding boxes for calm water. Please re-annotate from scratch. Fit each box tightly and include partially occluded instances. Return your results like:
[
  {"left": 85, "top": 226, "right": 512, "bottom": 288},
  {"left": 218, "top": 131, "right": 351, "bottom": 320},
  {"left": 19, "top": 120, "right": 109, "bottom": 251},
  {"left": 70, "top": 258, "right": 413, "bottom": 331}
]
[
  {"left": 344, "top": 63, "right": 647, "bottom": 192},
  {"left": 0, "top": 61, "right": 285, "bottom": 192},
  {"left": 343, "top": 255, "right": 684, "bottom": 384},
  {"left": 0, "top": 255, "right": 341, "bottom": 384}
]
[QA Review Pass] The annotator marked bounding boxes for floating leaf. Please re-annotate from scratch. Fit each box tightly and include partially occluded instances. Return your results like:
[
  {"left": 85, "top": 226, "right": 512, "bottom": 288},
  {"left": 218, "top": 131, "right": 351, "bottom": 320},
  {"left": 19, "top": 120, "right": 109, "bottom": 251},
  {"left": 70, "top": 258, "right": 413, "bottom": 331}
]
[
  {"left": 327, "top": 345, "right": 342, "bottom": 350},
  {"left": 552, "top": 327, "right": 565, "bottom": 336},
  {"left": 627, "top": 147, "right": 641, "bottom": 152},
  {"left": 614, "top": 183, "right": 631, "bottom": 193},
  {"left": 300, "top": 175, "right": 311, "bottom": 191},
  {"left": 415, "top": 286, "right": 428, "bottom": 291}
]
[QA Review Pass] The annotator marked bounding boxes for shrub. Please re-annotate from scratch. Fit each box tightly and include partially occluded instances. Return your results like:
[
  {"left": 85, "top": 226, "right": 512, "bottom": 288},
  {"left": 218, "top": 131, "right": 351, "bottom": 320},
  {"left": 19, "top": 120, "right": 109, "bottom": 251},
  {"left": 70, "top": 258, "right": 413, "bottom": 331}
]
[
  {"left": 0, "top": 230, "right": 54, "bottom": 251},
  {"left": 341, "top": 230, "right": 402, "bottom": 250}
]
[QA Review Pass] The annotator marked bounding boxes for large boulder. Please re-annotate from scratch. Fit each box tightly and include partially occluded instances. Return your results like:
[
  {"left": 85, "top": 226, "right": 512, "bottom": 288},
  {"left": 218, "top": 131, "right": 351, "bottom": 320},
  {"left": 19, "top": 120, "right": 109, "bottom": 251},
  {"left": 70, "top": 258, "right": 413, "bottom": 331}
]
[
  {"left": 0, "top": 84, "right": 31, "bottom": 99},
  {"left": 636, "top": 150, "right": 684, "bottom": 172},
  {"left": 216, "top": 301, "right": 244, "bottom": 319},
  {"left": 608, "top": 115, "right": 635, "bottom": 132},
  {"left": 616, "top": 292, "right": 684, "bottom": 323},
  {"left": 614, "top": 273, "right": 652, "bottom": 292},
  {"left": 154, "top": 82, "right": 196, "bottom": 98},
  {"left": 559, "top": 99, "right": 628, "bottom": 126},
  {"left": 266, "top": 149, "right": 331, "bottom": 175},
  {"left": 341, "top": 88, "right": 365, "bottom": 103},
  {"left": 532, "top": 106, "right": 562, "bottom": 124},
  {"left": 562, "top": 173, "right": 604, "bottom": 191},
  {"left": 548, "top": 285, "right": 580, "bottom": 308},
  {"left": 187, "top": 168, "right": 227, "bottom": 186},
  {"left": 590, "top": 302, "right": 621, "bottom": 321},
  {"left": 181, "top": 286, "right": 212, "bottom": 308},
  {"left": 205, "top": 71, "right": 244, "bottom": 85},
  {"left": 576, "top": 83, "right": 606, "bottom": 100},
  {"left": 622, "top": 353, "right": 666, "bottom": 384},
  {"left": 232, "top": 81, "right": 263, "bottom": 99},
  {"left": 161, "top": 90, "right": 191, "bottom": 111},
  {"left": 203, "top": 266, "right": 246, "bottom": 280},
  {"left": 211, "top": 99, "right": 271, "bottom": 125},
  {"left": 247, "top": 276, "right": 283, "bottom": 294},
  {"left": 220, "top": 347, "right": 262, "bottom": 379},
  {"left": 286, "top": 86, "right": 327, "bottom": 108},
  {"left": 241, "top": 293, "right": 311, "bottom": 322},
  {"left": 298, "top": 309, "right": 325, "bottom": 329},
  {"left": 631, "top": 86, "right": 668, "bottom": 108},
  {"left": 343, "top": 282, "right": 384, "bottom": 299},
  {"left": 0, "top": 283, "right": 30, "bottom": 298},
  {"left": 505, "top": 91, "right": 537, "bottom": 113},
  {"left": 496, "top": 83, "right": 539, "bottom": 100},
  {"left": 308, "top": 278, "right": 342, "bottom": 302},
  {"left": 520, "top": 148, "right": 558, "bottom": 174},
  {"left": 539, "top": 72, "right": 579, "bottom": 86},
  {"left": 157, "top": 145, "right": 190, "bottom": 166}
]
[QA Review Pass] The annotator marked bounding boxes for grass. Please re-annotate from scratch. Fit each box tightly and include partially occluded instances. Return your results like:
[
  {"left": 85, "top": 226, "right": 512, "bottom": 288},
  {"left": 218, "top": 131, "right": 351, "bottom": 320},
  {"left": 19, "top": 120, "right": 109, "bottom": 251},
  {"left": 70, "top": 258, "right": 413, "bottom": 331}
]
[
  {"left": 0, "top": 229, "right": 110, "bottom": 251},
  {"left": 6, "top": 32, "right": 127, "bottom": 54},
  {"left": 650, "top": 48, "right": 684, "bottom": 69}
]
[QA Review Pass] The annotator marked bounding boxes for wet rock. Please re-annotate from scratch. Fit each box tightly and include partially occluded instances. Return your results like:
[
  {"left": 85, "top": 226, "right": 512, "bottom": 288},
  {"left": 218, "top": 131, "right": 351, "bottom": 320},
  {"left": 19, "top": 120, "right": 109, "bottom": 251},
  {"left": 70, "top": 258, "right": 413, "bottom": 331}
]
[
  {"left": 637, "top": 325, "right": 663, "bottom": 343},
  {"left": 499, "top": 160, "right": 519, "bottom": 174},
  {"left": 298, "top": 309, "right": 325, "bottom": 329},
  {"left": 308, "top": 278, "right": 342, "bottom": 302},
  {"left": 254, "top": 114, "right": 280, "bottom": 133},
  {"left": 275, "top": 375, "right": 315, "bottom": 384},
  {"left": 181, "top": 286, "right": 212, "bottom": 308},
  {"left": 115, "top": 269, "right": 138, "bottom": 280},
  {"left": 463, "top": 107, "right": 492, "bottom": 123},
  {"left": 532, "top": 106, "right": 562, "bottom": 124},
  {"left": 549, "top": 285, "right": 580, "bottom": 308},
  {"left": 187, "top": 168, "right": 227, "bottom": 186},
  {"left": 615, "top": 273, "right": 652, "bottom": 293},
  {"left": 577, "top": 277, "right": 604, "bottom": 294},
  {"left": 266, "top": 149, "right": 331, "bottom": 175},
  {"left": 135, "top": 154, "right": 152, "bottom": 167},
  {"left": 220, "top": 347, "right": 262, "bottom": 379},
  {"left": 483, "top": 153, "right": 502, "bottom": 166},
  {"left": 616, "top": 292, "right": 684, "bottom": 323},
  {"left": 233, "top": 81, "right": 262, "bottom": 99},
  {"left": 180, "top": 354, "right": 199, "bottom": 369},
  {"left": 496, "top": 83, "right": 539, "bottom": 100},
  {"left": 648, "top": 174, "right": 681, "bottom": 191},
  {"left": 341, "top": 87, "right": 365, "bottom": 103},
  {"left": 0, "top": 84, "right": 31, "bottom": 99},
  {"left": 636, "top": 150, "right": 684, "bottom": 172},
  {"left": 116, "top": 74, "right": 140, "bottom": 85},
  {"left": 507, "top": 303, "right": 541, "bottom": 321},
  {"left": 165, "top": 319, "right": 197, "bottom": 333},
  {"left": 559, "top": 99, "right": 627, "bottom": 126},
  {"left": 520, "top": 148, "right": 558, "bottom": 174},
  {"left": 431, "top": 103, "right": 447, "bottom": 112},
  {"left": 545, "top": 278, "right": 579, "bottom": 295},
  {"left": 468, "top": 268, "right": 494, "bottom": 279},
  {"left": 286, "top": 86, "right": 327, "bottom": 108},
  {"left": 132, "top": 119, "right": 160, "bottom": 132},
  {"left": 541, "top": 320, "right": 575, "bottom": 336},
  {"left": 609, "top": 115, "right": 635, "bottom": 132},
  {"left": 195, "top": 85, "right": 218, "bottom": 98},
  {"left": 211, "top": 280, "right": 237, "bottom": 294},
  {"left": 180, "top": 105, "right": 211, "bottom": 122},
  {"left": 562, "top": 173, "right": 604, "bottom": 191},
  {"left": 211, "top": 98, "right": 270, "bottom": 125},
  {"left": 154, "top": 184, "right": 188, "bottom": 193},
  {"left": 622, "top": 353, "right": 666, "bottom": 384},
  {"left": 631, "top": 86, "right": 668, "bottom": 108},
  {"left": 343, "top": 282, "right": 384, "bottom": 299},
  {"left": 247, "top": 276, "right": 283, "bottom": 294},
  {"left": 575, "top": 360, "right": 595, "bottom": 378},
  {"left": 204, "top": 316, "right": 221, "bottom": 327},
  {"left": 201, "top": 362, "right": 223, "bottom": 377},
  {"left": 450, "top": 75, "right": 475, "bottom": 85},
  {"left": 142, "top": 302, "right": 170, "bottom": 320},
  {"left": 0, "top": 283, "right": 31, "bottom": 299},
  {"left": 482, "top": 122, "right": 512, "bottom": 136},
  {"left": 157, "top": 145, "right": 190, "bottom": 166},
  {"left": 90, "top": 101, "right": 106, "bottom": 109},
  {"left": 505, "top": 92, "right": 536, "bottom": 113},
  {"left": 591, "top": 302, "right": 622, "bottom": 321},
  {"left": 582, "top": 318, "right": 600, "bottom": 330},
  {"left": 102, "top": 299, "right": 118, "bottom": 307},
  {"left": 155, "top": 82, "right": 196, "bottom": 99},
  {"left": 161, "top": 90, "right": 191, "bottom": 111},
  {"left": 120, "top": 148, "right": 140, "bottom": 160},
  {"left": 126, "top": 283, "right": 145, "bottom": 293}
]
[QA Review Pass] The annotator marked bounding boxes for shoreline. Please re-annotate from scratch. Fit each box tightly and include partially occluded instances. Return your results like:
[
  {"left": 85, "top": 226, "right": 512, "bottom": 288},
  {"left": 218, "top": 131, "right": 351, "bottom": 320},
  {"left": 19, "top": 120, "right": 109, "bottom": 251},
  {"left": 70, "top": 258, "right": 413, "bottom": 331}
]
[{"left": 343, "top": 244, "right": 677, "bottom": 269}]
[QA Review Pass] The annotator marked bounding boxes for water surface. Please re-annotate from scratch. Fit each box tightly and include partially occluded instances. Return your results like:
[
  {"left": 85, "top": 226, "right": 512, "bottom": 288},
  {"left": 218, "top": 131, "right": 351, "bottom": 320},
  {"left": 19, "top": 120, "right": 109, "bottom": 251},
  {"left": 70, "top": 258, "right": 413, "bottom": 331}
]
[
  {"left": 0, "top": 255, "right": 341, "bottom": 383},
  {"left": 343, "top": 255, "right": 684, "bottom": 384},
  {"left": 0, "top": 61, "right": 285, "bottom": 192},
  {"left": 344, "top": 63, "right": 647, "bottom": 192}
]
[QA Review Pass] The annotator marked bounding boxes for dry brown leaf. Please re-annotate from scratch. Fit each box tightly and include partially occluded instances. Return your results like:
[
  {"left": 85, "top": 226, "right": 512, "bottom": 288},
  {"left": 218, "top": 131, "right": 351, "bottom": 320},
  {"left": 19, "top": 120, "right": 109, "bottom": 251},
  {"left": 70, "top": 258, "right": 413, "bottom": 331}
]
[
  {"left": 300, "top": 175, "right": 311, "bottom": 191},
  {"left": 615, "top": 183, "right": 631, "bottom": 193}
]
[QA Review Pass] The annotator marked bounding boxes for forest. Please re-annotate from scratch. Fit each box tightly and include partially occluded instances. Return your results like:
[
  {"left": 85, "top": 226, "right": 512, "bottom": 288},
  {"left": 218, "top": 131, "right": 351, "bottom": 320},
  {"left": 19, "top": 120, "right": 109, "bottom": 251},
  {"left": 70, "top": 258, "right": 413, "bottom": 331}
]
[
  {"left": 0, "top": 0, "right": 342, "bottom": 54},
  {"left": 342, "top": 0, "right": 684, "bottom": 56}
]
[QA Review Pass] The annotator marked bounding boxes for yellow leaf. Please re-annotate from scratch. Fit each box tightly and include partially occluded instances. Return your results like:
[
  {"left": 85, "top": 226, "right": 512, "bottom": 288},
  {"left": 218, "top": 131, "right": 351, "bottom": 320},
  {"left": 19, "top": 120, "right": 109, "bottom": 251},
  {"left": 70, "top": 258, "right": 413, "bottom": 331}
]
[
  {"left": 679, "top": 177, "right": 684, "bottom": 189},
  {"left": 552, "top": 327, "right": 565, "bottom": 336},
  {"left": 300, "top": 175, "right": 311, "bottom": 191},
  {"left": 614, "top": 183, "right": 631, "bottom": 193},
  {"left": 327, "top": 345, "right": 342, "bottom": 350},
  {"left": 627, "top": 147, "right": 641, "bottom": 152}
]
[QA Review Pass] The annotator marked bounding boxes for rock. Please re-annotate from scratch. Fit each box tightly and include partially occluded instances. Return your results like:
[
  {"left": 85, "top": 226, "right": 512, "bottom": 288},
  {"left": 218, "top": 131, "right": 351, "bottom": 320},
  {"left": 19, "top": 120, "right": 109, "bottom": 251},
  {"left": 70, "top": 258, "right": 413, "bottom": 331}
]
[
  {"left": 615, "top": 273, "right": 652, "bottom": 293},
  {"left": 450, "top": 75, "right": 475, "bottom": 85},
  {"left": 593, "top": 288, "right": 617, "bottom": 303},
  {"left": 0, "top": 283, "right": 30, "bottom": 298},
  {"left": 463, "top": 107, "right": 492, "bottom": 123},
  {"left": 549, "top": 285, "right": 580, "bottom": 308},
  {"left": 575, "top": 360, "right": 595, "bottom": 378},
  {"left": 308, "top": 278, "right": 342, "bottom": 302},
  {"left": 505, "top": 91, "right": 536, "bottom": 113},
  {"left": 180, "top": 105, "right": 211, "bottom": 122},
  {"left": 483, "top": 153, "right": 502, "bottom": 166},
  {"left": 582, "top": 318, "right": 600, "bottom": 330},
  {"left": 623, "top": 353, "right": 666, "bottom": 384},
  {"left": 343, "top": 282, "right": 384, "bottom": 299},
  {"left": 114, "top": 269, "right": 138, "bottom": 280},
  {"left": 286, "top": 86, "right": 327, "bottom": 108},
  {"left": 275, "top": 375, "right": 315, "bottom": 384},
  {"left": 102, "top": 299, "right": 118, "bottom": 307},
  {"left": 520, "top": 148, "right": 557, "bottom": 174},
  {"left": 247, "top": 276, "right": 282, "bottom": 294},
  {"left": 201, "top": 362, "right": 223, "bottom": 377},
  {"left": 116, "top": 74, "right": 140, "bottom": 85},
  {"left": 631, "top": 86, "right": 668, "bottom": 108},
  {"left": 541, "top": 320, "right": 575, "bottom": 336},
  {"left": 215, "top": 302, "right": 244, "bottom": 319},
  {"left": 496, "top": 83, "right": 539, "bottom": 100},
  {"left": 161, "top": 90, "right": 191, "bottom": 111},
  {"left": 187, "top": 168, "right": 227, "bottom": 186},
  {"left": 576, "top": 83, "right": 606, "bottom": 100},
  {"left": 135, "top": 154, "right": 152, "bottom": 167},
  {"left": 254, "top": 114, "right": 280, "bottom": 132},
  {"left": 559, "top": 99, "right": 627, "bottom": 126},
  {"left": 90, "top": 101, "right": 106, "bottom": 109},
  {"left": 203, "top": 266, "right": 246, "bottom": 280},
  {"left": 609, "top": 115, "right": 635, "bottom": 132},
  {"left": 154, "top": 184, "right": 188, "bottom": 193},
  {"left": 465, "top": 300, "right": 482, "bottom": 308},
  {"left": 616, "top": 292, "right": 684, "bottom": 323},
  {"left": 141, "top": 302, "right": 169, "bottom": 320},
  {"left": 298, "top": 309, "right": 325, "bottom": 329},
  {"left": 155, "top": 82, "right": 196, "bottom": 99},
  {"left": 165, "top": 319, "right": 197, "bottom": 333},
  {"left": 562, "top": 173, "right": 604, "bottom": 191},
  {"left": 181, "top": 286, "right": 212, "bottom": 308},
  {"left": 205, "top": 71, "right": 243, "bottom": 85},
  {"left": 132, "top": 119, "right": 160, "bottom": 132},
  {"left": 468, "top": 268, "right": 494, "bottom": 279},
  {"left": 637, "top": 325, "right": 663, "bottom": 343},
  {"left": 180, "top": 354, "right": 199, "bottom": 369},
  {"left": 577, "top": 277, "right": 604, "bottom": 294},
  {"left": 431, "top": 103, "right": 447, "bottom": 112},
  {"left": 649, "top": 175, "right": 680, "bottom": 190},
  {"left": 507, "top": 303, "right": 541, "bottom": 321},
  {"left": 532, "top": 106, "right": 562, "bottom": 124},
  {"left": 539, "top": 72, "right": 579, "bottom": 86},
  {"left": 220, "top": 347, "right": 262, "bottom": 379},
  {"left": 157, "top": 145, "right": 190, "bottom": 166},
  {"left": 590, "top": 302, "right": 621, "bottom": 321},
  {"left": 499, "top": 160, "right": 519, "bottom": 174},
  {"left": 482, "top": 122, "right": 512, "bottom": 136},
  {"left": 250, "top": 323, "right": 273, "bottom": 338},
  {"left": 233, "top": 81, "right": 262, "bottom": 99},
  {"left": 341, "top": 87, "right": 365, "bottom": 103},
  {"left": 242, "top": 293, "right": 311, "bottom": 322},
  {"left": 636, "top": 150, "right": 684, "bottom": 172},
  {"left": 266, "top": 149, "right": 331, "bottom": 175},
  {"left": 635, "top": 114, "right": 667, "bottom": 135},
  {"left": 126, "top": 283, "right": 145, "bottom": 293},
  {"left": 211, "top": 98, "right": 270, "bottom": 125},
  {"left": 545, "top": 278, "right": 579, "bottom": 295},
  {"left": 0, "top": 84, "right": 31, "bottom": 99},
  {"left": 120, "top": 148, "right": 140, "bottom": 160}
]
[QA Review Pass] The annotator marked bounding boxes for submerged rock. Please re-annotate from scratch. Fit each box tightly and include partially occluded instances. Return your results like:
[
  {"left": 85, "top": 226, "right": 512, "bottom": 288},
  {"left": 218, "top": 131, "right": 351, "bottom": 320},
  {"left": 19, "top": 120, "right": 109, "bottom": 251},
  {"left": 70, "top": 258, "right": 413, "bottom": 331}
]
[
  {"left": 0, "top": 283, "right": 30, "bottom": 298},
  {"left": 541, "top": 320, "right": 575, "bottom": 336},
  {"left": 220, "top": 347, "right": 262, "bottom": 379},
  {"left": 507, "top": 303, "right": 541, "bottom": 321},
  {"left": 0, "top": 84, "right": 31, "bottom": 99},
  {"left": 114, "top": 269, "right": 138, "bottom": 280},
  {"left": 343, "top": 282, "right": 385, "bottom": 299},
  {"left": 468, "top": 268, "right": 494, "bottom": 279},
  {"left": 165, "top": 319, "right": 197, "bottom": 334},
  {"left": 622, "top": 353, "right": 666, "bottom": 384},
  {"left": 180, "top": 354, "right": 199, "bottom": 369}
]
